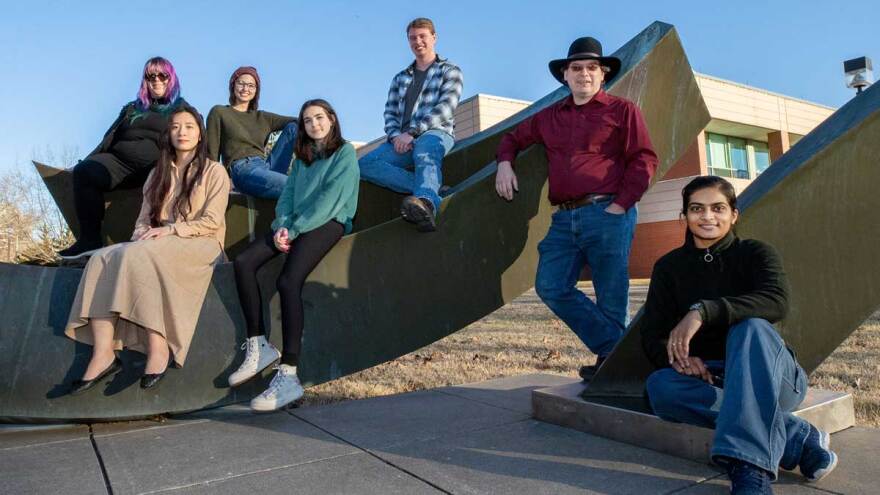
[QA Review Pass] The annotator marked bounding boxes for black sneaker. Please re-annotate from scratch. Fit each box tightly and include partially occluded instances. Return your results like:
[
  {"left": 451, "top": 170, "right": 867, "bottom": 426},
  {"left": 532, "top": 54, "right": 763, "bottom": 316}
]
[
  {"left": 725, "top": 460, "right": 773, "bottom": 495},
  {"left": 58, "top": 238, "right": 103, "bottom": 260},
  {"left": 799, "top": 424, "right": 838, "bottom": 482},
  {"left": 578, "top": 356, "right": 606, "bottom": 382},
  {"left": 400, "top": 196, "right": 437, "bottom": 232}
]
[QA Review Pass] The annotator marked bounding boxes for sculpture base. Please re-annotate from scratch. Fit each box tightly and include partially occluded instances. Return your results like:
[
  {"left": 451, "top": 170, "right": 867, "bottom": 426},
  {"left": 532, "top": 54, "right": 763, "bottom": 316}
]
[{"left": 532, "top": 379, "right": 855, "bottom": 463}]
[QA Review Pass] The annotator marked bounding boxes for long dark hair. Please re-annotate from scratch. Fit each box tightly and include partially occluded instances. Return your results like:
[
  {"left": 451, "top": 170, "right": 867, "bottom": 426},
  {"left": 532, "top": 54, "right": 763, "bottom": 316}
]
[
  {"left": 293, "top": 99, "right": 344, "bottom": 166},
  {"left": 680, "top": 175, "right": 738, "bottom": 241},
  {"left": 145, "top": 105, "right": 210, "bottom": 227}
]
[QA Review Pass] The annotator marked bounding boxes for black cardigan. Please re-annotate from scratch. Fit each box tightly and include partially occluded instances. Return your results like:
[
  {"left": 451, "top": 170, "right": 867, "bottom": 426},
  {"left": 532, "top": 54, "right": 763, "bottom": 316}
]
[{"left": 640, "top": 231, "right": 790, "bottom": 369}]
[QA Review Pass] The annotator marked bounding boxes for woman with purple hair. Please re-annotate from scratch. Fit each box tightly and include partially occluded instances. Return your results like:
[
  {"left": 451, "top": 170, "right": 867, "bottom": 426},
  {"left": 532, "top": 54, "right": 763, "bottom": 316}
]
[
  {"left": 59, "top": 56, "right": 188, "bottom": 259},
  {"left": 206, "top": 66, "right": 297, "bottom": 199}
]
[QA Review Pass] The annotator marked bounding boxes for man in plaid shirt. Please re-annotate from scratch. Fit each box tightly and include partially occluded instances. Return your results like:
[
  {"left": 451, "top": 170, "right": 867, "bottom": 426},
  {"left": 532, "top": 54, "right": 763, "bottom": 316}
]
[{"left": 359, "top": 17, "right": 464, "bottom": 232}]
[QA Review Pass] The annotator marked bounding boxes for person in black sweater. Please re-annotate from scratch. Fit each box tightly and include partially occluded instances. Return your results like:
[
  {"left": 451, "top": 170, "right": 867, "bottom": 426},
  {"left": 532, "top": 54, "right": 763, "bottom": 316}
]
[
  {"left": 641, "top": 176, "right": 837, "bottom": 495},
  {"left": 59, "top": 56, "right": 187, "bottom": 259}
]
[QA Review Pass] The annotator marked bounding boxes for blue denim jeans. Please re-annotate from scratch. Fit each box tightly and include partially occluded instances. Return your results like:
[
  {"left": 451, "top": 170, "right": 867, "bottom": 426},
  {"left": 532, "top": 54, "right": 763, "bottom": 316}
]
[
  {"left": 646, "top": 318, "right": 811, "bottom": 478},
  {"left": 534, "top": 200, "right": 636, "bottom": 356},
  {"left": 230, "top": 122, "right": 297, "bottom": 199},
  {"left": 358, "top": 130, "right": 454, "bottom": 211}
]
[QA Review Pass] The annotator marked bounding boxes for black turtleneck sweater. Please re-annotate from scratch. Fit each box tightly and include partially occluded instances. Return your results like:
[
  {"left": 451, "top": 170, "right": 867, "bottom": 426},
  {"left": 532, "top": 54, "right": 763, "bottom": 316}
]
[{"left": 640, "top": 231, "right": 790, "bottom": 369}]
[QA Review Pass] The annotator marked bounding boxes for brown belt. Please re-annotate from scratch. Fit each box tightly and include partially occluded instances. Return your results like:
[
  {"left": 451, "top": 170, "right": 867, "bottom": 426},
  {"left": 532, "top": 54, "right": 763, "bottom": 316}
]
[{"left": 557, "top": 193, "right": 613, "bottom": 211}]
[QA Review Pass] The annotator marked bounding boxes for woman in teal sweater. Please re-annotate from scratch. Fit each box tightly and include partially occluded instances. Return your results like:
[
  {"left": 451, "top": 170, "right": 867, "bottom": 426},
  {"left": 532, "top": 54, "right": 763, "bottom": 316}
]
[{"left": 230, "top": 99, "right": 359, "bottom": 411}]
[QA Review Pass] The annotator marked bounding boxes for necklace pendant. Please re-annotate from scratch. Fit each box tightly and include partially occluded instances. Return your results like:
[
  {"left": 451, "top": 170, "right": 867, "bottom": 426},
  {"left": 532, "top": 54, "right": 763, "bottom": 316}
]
[{"left": 704, "top": 252, "right": 714, "bottom": 263}]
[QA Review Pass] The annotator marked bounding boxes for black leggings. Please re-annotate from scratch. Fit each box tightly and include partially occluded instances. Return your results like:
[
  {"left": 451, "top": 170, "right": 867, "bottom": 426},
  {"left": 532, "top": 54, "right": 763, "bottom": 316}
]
[
  {"left": 72, "top": 157, "right": 151, "bottom": 242},
  {"left": 233, "top": 221, "right": 344, "bottom": 366}
]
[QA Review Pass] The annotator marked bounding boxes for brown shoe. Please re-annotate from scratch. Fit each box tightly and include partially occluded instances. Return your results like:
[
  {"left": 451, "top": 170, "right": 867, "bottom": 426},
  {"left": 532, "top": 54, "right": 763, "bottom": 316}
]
[{"left": 400, "top": 196, "right": 437, "bottom": 232}]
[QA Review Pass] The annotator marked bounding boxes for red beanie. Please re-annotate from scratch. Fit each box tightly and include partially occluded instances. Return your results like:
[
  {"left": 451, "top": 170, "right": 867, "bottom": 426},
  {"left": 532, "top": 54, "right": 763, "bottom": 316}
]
[{"left": 229, "top": 66, "right": 261, "bottom": 110}]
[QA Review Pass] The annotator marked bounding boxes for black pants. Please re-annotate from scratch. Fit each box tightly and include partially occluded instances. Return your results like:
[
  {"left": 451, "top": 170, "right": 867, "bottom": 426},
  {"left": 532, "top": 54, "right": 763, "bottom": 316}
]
[
  {"left": 72, "top": 155, "right": 152, "bottom": 242},
  {"left": 233, "top": 221, "right": 344, "bottom": 366}
]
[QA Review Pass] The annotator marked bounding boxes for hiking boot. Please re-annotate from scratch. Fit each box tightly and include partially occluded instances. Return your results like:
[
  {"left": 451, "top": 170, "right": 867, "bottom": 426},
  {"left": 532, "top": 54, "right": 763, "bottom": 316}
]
[
  {"left": 250, "top": 364, "right": 304, "bottom": 412},
  {"left": 228, "top": 335, "right": 281, "bottom": 387},
  {"left": 726, "top": 459, "right": 773, "bottom": 495},
  {"left": 578, "top": 356, "right": 607, "bottom": 382},
  {"left": 58, "top": 238, "right": 103, "bottom": 259},
  {"left": 799, "top": 424, "right": 838, "bottom": 482},
  {"left": 400, "top": 195, "right": 437, "bottom": 232}
]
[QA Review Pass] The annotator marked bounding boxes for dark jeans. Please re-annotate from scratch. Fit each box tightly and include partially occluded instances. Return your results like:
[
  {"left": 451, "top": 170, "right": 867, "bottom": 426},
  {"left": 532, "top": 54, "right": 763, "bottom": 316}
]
[
  {"left": 646, "top": 318, "right": 810, "bottom": 478},
  {"left": 233, "top": 221, "right": 344, "bottom": 365}
]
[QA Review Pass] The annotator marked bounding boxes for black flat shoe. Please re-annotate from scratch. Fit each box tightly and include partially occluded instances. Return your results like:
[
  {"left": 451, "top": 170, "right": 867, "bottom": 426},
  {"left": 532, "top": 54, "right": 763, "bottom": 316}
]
[
  {"left": 70, "top": 358, "right": 122, "bottom": 395},
  {"left": 140, "top": 371, "right": 166, "bottom": 389},
  {"left": 141, "top": 356, "right": 173, "bottom": 389}
]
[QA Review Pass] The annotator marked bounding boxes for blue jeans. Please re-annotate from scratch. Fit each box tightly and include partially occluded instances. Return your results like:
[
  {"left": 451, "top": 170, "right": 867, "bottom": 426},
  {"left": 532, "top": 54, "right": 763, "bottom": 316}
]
[
  {"left": 358, "top": 130, "right": 454, "bottom": 211},
  {"left": 646, "top": 318, "right": 811, "bottom": 478},
  {"left": 230, "top": 122, "right": 297, "bottom": 199},
  {"left": 534, "top": 200, "right": 636, "bottom": 356}
]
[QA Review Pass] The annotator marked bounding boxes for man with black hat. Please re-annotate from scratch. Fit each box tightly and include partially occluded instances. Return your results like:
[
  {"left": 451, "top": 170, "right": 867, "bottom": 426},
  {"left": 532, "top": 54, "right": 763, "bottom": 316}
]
[{"left": 495, "top": 37, "right": 658, "bottom": 380}]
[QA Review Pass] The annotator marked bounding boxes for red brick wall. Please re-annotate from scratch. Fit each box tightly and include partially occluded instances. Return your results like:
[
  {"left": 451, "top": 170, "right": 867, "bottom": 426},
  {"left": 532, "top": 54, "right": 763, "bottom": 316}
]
[{"left": 628, "top": 220, "right": 686, "bottom": 278}]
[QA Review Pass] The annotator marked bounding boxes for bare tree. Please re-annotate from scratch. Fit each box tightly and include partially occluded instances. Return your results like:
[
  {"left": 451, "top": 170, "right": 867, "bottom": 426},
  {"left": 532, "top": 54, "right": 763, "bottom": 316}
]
[{"left": 0, "top": 145, "right": 78, "bottom": 264}]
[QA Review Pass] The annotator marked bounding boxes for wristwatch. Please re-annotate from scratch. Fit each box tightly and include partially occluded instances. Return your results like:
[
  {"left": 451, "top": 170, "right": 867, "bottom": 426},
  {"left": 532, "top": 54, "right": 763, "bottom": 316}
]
[{"left": 689, "top": 301, "right": 707, "bottom": 321}]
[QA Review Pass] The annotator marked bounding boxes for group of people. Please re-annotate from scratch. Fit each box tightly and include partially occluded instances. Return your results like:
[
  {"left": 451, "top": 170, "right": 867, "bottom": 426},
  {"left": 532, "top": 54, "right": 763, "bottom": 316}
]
[{"left": 54, "top": 17, "right": 836, "bottom": 494}]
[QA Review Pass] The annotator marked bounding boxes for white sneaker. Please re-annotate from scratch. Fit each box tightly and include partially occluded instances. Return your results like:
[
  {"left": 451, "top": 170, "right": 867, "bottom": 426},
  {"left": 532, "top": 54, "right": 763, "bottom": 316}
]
[
  {"left": 228, "top": 336, "right": 281, "bottom": 387},
  {"left": 250, "top": 364, "right": 304, "bottom": 412}
]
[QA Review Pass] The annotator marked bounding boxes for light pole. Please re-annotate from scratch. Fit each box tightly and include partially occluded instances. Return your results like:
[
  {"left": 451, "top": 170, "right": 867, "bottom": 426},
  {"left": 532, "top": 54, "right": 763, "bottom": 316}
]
[{"left": 844, "top": 56, "right": 873, "bottom": 94}]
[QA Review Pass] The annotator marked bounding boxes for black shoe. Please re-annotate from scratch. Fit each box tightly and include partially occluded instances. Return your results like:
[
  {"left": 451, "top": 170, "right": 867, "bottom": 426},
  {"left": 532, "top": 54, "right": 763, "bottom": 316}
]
[
  {"left": 58, "top": 238, "right": 103, "bottom": 259},
  {"left": 725, "top": 459, "right": 773, "bottom": 494},
  {"left": 400, "top": 196, "right": 437, "bottom": 232},
  {"left": 578, "top": 356, "right": 607, "bottom": 382},
  {"left": 140, "top": 356, "right": 173, "bottom": 389},
  {"left": 69, "top": 358, "right": 122, "bottom": 395}
]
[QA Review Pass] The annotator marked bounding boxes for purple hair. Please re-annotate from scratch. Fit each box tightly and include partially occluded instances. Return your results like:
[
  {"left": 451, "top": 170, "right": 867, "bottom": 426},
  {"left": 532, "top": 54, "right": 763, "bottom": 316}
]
[{"left": 136, "top": 57, "right": 180, "bottom": 110}]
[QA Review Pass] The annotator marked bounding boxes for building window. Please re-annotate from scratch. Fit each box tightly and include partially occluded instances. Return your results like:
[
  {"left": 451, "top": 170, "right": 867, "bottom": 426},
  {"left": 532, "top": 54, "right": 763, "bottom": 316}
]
[{"left": 706, "top": 132, "right": 772, "bottom": 179}]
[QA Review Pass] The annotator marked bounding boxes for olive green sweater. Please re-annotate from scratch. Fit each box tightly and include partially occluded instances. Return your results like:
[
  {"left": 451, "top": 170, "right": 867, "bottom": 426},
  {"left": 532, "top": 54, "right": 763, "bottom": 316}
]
[
  {"left": 271, "top": 143, "right": 360, "bottom": 237},
  {"left": 206, "top": 105, "right": 296, "bottom": 164}
]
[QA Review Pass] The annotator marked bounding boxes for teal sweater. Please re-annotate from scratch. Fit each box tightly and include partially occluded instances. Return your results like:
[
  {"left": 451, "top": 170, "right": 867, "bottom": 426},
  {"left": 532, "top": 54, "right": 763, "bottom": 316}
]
[{"left": 271, "top": 142, "right": 360, "bottom": 237}]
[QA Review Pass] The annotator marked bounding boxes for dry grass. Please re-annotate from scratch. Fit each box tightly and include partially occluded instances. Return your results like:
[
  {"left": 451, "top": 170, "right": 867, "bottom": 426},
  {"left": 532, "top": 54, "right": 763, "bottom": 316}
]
[{"left": 301, "top": 283, "right": 880, "bottom": 427}]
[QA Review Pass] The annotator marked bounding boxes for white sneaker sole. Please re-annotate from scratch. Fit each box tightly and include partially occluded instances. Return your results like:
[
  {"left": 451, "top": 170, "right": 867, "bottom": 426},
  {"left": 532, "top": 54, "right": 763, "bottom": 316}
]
[
  {"left": 250, "top": 384, "right": 304, "bottom": 412},
  {"left": 59, "top": 247, "right": 102, "bottom": 260},
  {"left": 228, "top": 350, "right": 281, "bottom": 387}
]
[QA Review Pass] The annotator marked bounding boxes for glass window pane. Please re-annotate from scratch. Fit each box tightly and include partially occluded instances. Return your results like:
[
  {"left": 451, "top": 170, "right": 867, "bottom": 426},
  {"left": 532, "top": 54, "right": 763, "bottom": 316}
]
[
  {"left": 706, "top": 133, "right": 729, "bottom": 169},
  {"left": 753, "top": 141, "right": 771, "bottom": 174},
  {"left": 727, "top": 137, "right": 748, "bottom": 179},
  {"left": 709, "top": 167, "right": 733, "bottom": 178}
]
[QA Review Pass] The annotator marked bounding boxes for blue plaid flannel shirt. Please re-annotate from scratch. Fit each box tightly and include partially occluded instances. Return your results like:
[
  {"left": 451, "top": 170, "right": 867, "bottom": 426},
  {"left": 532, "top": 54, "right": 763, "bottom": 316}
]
[{"left": 383, "top": 55, "right": 463, "bottom": 140}]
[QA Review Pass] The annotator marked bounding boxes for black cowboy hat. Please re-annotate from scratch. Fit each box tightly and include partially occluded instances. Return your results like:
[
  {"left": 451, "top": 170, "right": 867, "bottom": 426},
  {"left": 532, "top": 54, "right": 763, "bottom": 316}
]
[{"left": 548, "top": 37, "right": 621, "bottom": 85}]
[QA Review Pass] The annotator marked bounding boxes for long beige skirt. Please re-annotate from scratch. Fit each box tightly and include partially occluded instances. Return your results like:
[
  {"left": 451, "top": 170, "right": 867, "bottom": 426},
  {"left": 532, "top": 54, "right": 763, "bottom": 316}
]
[{"left": 64, "top": 236, "right": 223, "bottom": 367}]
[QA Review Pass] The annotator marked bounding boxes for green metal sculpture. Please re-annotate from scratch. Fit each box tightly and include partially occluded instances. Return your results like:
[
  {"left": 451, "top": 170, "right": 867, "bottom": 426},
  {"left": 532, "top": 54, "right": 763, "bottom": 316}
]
[{"left": 1, "top": 22, "right": 707, "bottom": 421}]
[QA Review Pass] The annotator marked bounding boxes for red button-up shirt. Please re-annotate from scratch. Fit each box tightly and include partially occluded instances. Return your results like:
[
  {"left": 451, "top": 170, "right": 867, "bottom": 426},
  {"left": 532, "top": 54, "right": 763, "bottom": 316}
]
[{"left": 496, "top": 90, "right": 658, "bottom": 210}]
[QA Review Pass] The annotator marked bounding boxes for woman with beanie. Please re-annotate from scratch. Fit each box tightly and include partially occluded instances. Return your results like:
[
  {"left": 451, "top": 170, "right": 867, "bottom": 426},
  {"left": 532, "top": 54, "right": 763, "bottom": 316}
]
[{"left": 206, "top": 66, "right": 297, "bottom": 199}]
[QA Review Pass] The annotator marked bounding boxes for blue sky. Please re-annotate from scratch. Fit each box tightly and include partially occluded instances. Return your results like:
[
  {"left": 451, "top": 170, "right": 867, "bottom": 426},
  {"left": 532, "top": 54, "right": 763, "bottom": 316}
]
[{"left": 2, "top": 0, "right": 878, "bottom": 172}]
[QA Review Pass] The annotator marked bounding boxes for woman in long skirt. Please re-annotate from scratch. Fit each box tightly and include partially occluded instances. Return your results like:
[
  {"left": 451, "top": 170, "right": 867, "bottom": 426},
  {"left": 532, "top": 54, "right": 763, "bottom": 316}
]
[{"left": 64, "top": 104, "right": 230, "bottom": 393}]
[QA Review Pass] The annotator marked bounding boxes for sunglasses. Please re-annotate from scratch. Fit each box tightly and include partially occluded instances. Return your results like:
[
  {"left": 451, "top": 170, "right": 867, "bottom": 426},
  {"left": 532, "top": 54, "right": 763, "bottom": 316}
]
[{"left": 145, "top": 72, "right": 170, "bottom": 82}]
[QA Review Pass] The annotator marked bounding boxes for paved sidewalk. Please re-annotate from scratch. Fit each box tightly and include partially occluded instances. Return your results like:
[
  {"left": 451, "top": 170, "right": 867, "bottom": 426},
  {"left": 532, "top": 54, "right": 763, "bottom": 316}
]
[{"left": 1, "top": 374, "right": 873, "bottom": 494}]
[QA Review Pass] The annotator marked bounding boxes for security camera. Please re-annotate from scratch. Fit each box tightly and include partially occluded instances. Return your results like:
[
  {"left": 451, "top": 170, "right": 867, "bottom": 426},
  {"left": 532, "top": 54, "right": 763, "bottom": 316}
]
[{"left": 844, "top": 56, "right": 873, "bottom": 93}]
